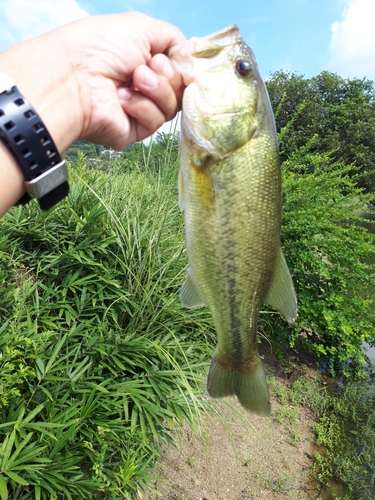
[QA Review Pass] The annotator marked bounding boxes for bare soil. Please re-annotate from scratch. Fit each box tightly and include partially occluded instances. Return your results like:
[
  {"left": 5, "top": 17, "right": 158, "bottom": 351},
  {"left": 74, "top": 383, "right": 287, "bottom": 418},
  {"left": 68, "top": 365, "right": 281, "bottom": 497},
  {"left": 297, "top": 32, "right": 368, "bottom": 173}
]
[{"left": 146, "top": 344, "right": 331, "bottom": 500}]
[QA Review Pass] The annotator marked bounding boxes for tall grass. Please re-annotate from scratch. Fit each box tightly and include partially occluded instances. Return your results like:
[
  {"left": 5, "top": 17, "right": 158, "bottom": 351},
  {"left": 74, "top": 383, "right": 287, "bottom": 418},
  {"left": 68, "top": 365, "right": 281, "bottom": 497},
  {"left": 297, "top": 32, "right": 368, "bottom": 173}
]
[{"left": 0, "top": 148, "right": 214, "bottom": 499}]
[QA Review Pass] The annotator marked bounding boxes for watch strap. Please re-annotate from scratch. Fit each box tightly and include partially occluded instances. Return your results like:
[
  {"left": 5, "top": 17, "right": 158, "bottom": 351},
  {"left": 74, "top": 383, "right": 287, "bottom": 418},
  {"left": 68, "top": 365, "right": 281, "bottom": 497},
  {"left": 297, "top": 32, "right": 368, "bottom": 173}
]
[{"left": 0, "top": 73, "right": 69, "bottom": 210}]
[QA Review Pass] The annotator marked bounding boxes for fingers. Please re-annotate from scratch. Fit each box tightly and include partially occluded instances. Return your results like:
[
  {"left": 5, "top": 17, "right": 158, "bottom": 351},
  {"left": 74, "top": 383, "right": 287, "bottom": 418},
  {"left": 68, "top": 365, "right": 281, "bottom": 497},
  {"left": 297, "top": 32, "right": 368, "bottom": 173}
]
[
  {"left": 132, "top": 55, "right": 184, "bottom": 120},
  {"left": 117, "top": 54, "right": 184, "bottom": 143},
  {"left": 117, "top": 86, "right": 166, "bottom": 144},
  {"left": 149, "top": 53, "right": 185, "bottom": 107},
  {"left": 129, "top": 12, "right": 186, "bottom": 54}
]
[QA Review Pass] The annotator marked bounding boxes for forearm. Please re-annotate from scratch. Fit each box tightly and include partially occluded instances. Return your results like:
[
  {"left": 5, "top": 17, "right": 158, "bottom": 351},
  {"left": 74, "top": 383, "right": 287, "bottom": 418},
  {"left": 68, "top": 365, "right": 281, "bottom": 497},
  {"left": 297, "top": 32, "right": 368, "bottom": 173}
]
[
  {"left": 0, "top": 30, "right": 83, "bottom": 216},
  {"left": 0, "top": 142, "right": 25, "bottom": 214},
  {"left": 0, "top": 31, "right": 82, "bottom": 151}
]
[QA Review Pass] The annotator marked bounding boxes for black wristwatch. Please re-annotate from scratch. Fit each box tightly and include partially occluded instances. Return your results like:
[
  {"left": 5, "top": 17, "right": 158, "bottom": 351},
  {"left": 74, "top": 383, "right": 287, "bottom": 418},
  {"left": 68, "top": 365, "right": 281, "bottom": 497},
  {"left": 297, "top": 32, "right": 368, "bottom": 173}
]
[{"left": 0, "top": 73, "right": 69, "bottom": 211}]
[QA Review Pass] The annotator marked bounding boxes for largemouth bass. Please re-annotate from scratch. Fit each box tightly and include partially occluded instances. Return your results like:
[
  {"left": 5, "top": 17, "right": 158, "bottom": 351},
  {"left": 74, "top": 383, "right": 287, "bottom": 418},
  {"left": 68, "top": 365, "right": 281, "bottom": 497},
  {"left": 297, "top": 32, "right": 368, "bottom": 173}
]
[{"left": 170, "top": 25, "right": 297, "bottom": 416}]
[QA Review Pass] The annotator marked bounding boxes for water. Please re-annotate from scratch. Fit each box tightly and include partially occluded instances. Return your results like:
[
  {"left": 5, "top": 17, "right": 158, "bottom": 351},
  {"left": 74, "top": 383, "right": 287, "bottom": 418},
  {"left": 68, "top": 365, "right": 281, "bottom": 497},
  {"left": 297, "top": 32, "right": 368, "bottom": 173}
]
[{"left": 363, "top": 342, "right": 375, "bottom": 365}]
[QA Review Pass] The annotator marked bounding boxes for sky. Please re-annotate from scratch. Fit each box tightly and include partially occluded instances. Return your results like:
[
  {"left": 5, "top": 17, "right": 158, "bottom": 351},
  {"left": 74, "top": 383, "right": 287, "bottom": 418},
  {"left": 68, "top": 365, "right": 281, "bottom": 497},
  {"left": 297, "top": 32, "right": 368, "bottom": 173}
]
[{"left": 1, "top": 0, "right": 375, "bottom": 82}]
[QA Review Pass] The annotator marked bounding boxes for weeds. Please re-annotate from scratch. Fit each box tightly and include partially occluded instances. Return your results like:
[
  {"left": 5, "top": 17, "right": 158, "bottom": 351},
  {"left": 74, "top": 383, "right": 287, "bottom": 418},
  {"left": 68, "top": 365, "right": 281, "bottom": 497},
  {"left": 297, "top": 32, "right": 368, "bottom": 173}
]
[{"left": 0, "top": 150, "right": 214, "bottom": 499}]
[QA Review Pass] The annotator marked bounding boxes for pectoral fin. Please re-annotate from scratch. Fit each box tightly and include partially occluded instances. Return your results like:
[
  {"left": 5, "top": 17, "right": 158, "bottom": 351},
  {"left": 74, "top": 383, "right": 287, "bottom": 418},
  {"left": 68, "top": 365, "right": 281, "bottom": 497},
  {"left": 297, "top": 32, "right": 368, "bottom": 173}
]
[
  {"left": 180, "top": 269, "right": 206, "bottom": 308},
  {"left": 265, "top": 249, "right": 297, "bottom": 323}
]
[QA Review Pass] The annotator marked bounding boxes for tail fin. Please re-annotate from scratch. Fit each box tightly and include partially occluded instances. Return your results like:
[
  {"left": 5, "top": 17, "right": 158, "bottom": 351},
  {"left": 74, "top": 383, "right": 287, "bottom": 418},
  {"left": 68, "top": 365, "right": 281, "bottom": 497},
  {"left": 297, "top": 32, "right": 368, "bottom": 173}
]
[{"left": 207, "top": 350, "right": 271, "bottom": 417}]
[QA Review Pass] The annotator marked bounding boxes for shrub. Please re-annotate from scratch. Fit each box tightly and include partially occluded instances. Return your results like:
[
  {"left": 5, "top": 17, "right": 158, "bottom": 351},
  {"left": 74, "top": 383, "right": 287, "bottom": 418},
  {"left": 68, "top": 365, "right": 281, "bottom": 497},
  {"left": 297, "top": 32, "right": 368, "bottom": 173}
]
[{"left": 0, "top": 152, "right": 213, "bottom": 499}]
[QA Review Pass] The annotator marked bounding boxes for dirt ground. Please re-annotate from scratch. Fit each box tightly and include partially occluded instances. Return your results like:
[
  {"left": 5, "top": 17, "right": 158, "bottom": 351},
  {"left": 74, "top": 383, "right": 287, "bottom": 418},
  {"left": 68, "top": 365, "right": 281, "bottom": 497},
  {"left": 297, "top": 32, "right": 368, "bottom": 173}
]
[{"left": 145, "top": 344, "right": 339, "bottom": 500}]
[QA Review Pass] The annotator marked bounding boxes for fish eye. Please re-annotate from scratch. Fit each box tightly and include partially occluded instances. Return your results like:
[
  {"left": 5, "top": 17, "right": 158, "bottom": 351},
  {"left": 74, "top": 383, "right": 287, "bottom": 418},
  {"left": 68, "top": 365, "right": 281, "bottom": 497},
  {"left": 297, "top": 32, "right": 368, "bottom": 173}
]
[{"left": 235, "top": 59, "right": 252, "bottom": 77}]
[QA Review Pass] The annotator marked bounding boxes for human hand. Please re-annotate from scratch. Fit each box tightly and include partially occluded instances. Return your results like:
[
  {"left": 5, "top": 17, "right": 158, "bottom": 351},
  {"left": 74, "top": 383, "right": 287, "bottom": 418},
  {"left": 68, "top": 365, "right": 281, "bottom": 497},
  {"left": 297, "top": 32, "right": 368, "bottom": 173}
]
[
  {"left": 0, "top": 12, "right": 185, "bottom": 152},
  {"left": 0, "top": 12, "right": 185, "bottom": 214},
  {"left": 65, "top": 12, "right": 185, "bottom": 149}
]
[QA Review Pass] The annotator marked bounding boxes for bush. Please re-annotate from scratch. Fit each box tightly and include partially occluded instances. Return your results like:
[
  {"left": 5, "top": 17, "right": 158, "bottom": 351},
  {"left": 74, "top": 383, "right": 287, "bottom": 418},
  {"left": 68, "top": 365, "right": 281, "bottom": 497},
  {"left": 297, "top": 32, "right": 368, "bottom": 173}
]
[
  {"left": 262, "top": 146, "right": 375, "bottom": 375},
  {"left": 311, "top": 379, "right": 375, "bottom": 499},
  {"left": 0, "top": 152, "right": 213, "bottom": 499}
]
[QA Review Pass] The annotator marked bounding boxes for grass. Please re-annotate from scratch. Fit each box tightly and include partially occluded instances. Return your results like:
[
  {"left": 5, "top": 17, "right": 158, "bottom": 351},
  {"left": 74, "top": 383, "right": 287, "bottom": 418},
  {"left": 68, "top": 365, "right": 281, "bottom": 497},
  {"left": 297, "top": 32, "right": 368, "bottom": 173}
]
[
  {"left": 0, "top": 147, "right": 215, "bottom": 499},
  {"left": 310, "top": 379, "right": 375, "bottom": 500},
  {"left": 1, "top": 134, "right": 375, "bottom": 499}
]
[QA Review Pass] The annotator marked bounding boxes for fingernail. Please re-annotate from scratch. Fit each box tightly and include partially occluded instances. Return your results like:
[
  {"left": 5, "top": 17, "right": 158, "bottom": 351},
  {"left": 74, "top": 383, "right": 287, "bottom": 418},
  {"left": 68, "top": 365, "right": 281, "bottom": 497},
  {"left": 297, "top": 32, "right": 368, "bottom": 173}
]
[
  {"left": 139, "top": 66, "right": 159, "bottom": 89},
  {"left": 161, "top": 59, "right": 175, "bottom": 79},
  {"left": 117, "top": 87, "right": 132, "bottom": 101}
]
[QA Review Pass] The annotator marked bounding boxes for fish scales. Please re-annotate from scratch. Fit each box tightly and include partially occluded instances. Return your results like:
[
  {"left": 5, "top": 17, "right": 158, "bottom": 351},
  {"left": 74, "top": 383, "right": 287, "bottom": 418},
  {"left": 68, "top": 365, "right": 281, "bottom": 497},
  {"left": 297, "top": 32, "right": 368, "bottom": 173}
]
[{"left": 171, "top": 25, "right": 297, "bottom": 416}]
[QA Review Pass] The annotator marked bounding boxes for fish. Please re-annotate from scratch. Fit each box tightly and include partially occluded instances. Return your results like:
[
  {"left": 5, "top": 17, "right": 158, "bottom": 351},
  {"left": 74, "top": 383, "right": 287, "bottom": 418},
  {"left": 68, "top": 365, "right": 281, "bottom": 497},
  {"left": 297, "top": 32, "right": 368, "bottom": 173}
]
[{"left": 169, "top": 25, "right": 297, "bottom": 416}]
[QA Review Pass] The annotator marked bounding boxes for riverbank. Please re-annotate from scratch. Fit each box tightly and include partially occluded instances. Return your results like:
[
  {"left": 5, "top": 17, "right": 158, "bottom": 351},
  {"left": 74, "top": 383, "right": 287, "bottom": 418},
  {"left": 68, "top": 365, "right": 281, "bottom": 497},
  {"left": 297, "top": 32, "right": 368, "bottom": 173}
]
[
  {"left": 146, "top": 340, "right": 375, "bottom": 500},
  {"left": 146, "top": 344, "right": 345, "bottom": 500}
]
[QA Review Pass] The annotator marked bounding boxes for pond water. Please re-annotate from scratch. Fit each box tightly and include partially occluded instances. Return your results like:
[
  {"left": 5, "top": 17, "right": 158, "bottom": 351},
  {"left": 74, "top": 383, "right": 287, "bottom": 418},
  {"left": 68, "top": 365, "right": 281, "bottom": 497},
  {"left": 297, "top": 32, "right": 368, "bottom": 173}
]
[{"left": 363, "top": 342, "right": 375, "bottom": 365}]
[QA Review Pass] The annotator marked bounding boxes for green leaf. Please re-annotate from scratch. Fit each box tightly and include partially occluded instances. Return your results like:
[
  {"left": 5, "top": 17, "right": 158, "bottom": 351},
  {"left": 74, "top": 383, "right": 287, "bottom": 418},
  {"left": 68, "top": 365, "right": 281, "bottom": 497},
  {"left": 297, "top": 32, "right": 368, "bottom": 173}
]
[
  {"left": 35, "top": 357, "right": 45, "bottom": 380},
  {"left": 0, "top": 431, "right": 15, "bottom": 469},
  {"left": 4, "top": 471, "right": 28, "bottom": 486},
  {"left": 35, "top": 485, "right": 41, "bottom": 500},
  {"left": 0, "top": 475, "right": 8, "bottom": 500}
]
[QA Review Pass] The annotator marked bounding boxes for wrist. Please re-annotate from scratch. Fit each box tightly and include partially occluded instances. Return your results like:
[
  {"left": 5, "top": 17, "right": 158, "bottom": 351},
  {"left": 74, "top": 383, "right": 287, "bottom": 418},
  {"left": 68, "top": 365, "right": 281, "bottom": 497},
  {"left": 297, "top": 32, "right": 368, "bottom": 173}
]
[
  {"left": 0, "top": 141, "right": 25, "bottom": 212},
  {"left": 0, "top": 29, "right": 83, "bottom": 153},
  {"left": 0, "top": 29, "right": 83, "bottom": 215}
]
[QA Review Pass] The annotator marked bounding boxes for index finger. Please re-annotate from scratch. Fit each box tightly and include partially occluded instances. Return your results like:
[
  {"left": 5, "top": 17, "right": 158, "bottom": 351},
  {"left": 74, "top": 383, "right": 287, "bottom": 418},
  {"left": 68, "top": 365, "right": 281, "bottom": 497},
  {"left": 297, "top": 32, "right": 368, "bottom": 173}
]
[{"left": 133, "top": 13, "right": 187, "bottom": 55}]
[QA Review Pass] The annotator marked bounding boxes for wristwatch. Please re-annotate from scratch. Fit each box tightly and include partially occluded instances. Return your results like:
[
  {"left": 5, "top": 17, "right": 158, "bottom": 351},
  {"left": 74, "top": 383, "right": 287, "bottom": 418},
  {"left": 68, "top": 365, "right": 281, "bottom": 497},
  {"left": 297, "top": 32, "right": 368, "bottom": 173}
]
[{"left": 0, "top": 73, "right": 69, "bottom": 210}]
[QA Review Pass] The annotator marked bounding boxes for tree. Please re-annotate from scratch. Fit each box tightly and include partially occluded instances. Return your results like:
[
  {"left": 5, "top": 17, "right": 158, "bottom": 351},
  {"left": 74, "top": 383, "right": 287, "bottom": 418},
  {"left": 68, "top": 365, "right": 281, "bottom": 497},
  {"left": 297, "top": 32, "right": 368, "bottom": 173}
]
[
  {"left": 262, "top": 145, "right": 375, "bottom": 375},
  {"left": 266, "top": 71, "right": 375, "bottom": 191}
]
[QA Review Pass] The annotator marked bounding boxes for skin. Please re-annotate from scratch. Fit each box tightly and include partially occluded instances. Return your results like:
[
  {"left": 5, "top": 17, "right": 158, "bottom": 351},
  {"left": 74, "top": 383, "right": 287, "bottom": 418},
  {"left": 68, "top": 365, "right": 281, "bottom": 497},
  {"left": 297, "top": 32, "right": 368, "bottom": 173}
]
[{"left": 0, "top": 12, "right": 185, "bottom": 216}]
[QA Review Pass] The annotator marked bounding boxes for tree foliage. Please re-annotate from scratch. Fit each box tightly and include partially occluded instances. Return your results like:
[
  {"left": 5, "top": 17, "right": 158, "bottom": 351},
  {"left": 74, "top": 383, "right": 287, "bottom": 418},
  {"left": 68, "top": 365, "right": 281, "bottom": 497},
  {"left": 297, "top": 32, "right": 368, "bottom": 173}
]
[
  {"left": 267, "top": 70, "right": 375, "bottom": 191},
  {"left": 66, "top": 140, "right": 105, "bottom": 160},
  {"left": 261, "top": 143, "right": 375, "bottom": 374}
]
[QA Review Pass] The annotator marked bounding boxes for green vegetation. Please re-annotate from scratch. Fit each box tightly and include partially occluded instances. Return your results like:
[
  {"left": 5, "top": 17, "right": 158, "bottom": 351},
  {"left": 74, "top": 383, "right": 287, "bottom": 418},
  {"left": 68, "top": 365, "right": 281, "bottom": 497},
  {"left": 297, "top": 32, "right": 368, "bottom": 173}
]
[
  {"left": 0, "top": 72, "right": 375, "bottom": 498},
  {"left": 261, "top": 70, "right": 375, "bottom": 375},
  {"left": 0, "top": 148, "right": 214, "bottom": 499},
  {"left": 271, "top": 149, "right": 375, "bottom": 375},
  {"left": 311, "top": 380, "right": 375, "bottom": 500},
  {"left": 65, "top": 140, "right": 106, "bottom": 160},
  {"left": 271, "top": 375, "right": 375, "bottom": 499},
  {"left": 267, "top": 70, "right": 375, "bottom": 192}
]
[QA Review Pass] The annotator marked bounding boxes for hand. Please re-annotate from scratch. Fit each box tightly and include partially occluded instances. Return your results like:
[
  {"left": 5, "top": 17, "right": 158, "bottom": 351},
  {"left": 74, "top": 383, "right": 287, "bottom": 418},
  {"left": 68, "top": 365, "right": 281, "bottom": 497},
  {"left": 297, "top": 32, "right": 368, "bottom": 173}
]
[
  {"left": 0, "top": 12, "right": 185, "bottom": 214},
  {"left": 65, "top": 12, "right": 185, "bottom": 149},
  {"left": 1, "top": 12, "right": 185, "bottom": 152}
]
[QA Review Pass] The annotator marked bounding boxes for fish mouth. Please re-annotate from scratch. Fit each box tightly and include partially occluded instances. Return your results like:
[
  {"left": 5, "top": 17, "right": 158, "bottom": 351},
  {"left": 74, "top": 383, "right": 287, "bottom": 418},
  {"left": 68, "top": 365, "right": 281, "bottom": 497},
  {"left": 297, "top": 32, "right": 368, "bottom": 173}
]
[
  {"left": 168, "top": 24, "right": 243, "bottom": 86},
  {"left": 202, "top": 24, "right": 240, "bottom": 43},
  {"left": 190, "top": 25, "right": 242, "bottom": 59}
]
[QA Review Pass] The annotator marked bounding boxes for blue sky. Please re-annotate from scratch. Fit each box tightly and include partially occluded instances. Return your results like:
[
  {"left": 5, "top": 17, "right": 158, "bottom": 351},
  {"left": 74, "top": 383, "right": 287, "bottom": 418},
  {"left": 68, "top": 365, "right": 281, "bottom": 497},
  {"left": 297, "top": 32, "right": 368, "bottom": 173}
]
[{"left": 1, "top": 0, "right": 375, "bottom": 82}]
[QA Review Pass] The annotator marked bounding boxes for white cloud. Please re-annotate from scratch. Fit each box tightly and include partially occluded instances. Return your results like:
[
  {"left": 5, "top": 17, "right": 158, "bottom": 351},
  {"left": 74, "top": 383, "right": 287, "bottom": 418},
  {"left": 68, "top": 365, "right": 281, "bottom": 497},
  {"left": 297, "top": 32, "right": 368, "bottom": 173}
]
[
  {"left": 327, "top": 0, "right": 375, "bottom": 80},
  {"left": 0, "top": 0, "right": 90, "bottom": 51}
]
